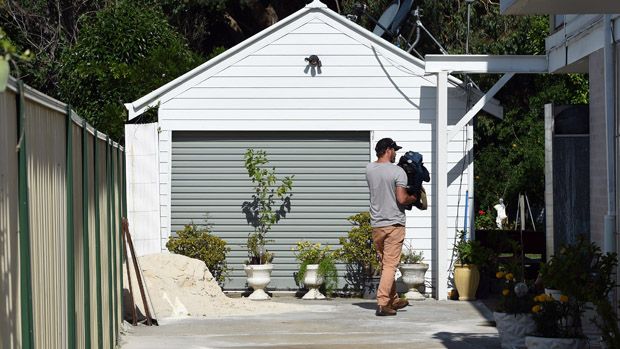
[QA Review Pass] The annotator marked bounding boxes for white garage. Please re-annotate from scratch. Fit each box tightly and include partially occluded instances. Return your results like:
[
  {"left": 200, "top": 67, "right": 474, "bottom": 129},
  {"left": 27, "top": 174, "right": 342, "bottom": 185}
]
[{"left": 124, "top": 0, "right": 501, "bottom": 297}]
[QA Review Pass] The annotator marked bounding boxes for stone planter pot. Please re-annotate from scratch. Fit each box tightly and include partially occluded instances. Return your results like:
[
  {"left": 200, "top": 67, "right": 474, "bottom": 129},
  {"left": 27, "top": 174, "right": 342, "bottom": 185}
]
[
  {"left": 302, "top": 264, "right": 325, "bottom": 300},
  {"left": 544, "top": 288, "right": 562, "bottom": 301},
  {"left": 244, "top": 264, "right": 273, "bottom": 300},
  {"left": 525, "top": 336, "right": 587, "bottom": 349},
  {"left": 494, "top": 312, "right": 537, "bottom": 349},
  {"left": 453, "top": 264, "right": 480, "bottom": 301},
  {"left": 399, "top": 263, "right": 428, "bottom": 301}
]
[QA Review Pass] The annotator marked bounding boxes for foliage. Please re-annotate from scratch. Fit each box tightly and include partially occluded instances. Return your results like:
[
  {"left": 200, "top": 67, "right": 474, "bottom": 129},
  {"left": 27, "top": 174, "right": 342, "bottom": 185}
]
[
  {"left": 474, "top": 209, "right": 496, "bottom": 230},
  {"left": 540, "top": 237, "right": 620, "bottom": 345},
  {"left": 400, "top": 241, "right": 425, "bottom": 264},
  {"left": 242, "top": 148, "right": 294, "bottom": 264},
  {"left": 454, "top": 231, "right": 494, "bottom": 267},
  {"left": 165, "top": 223, "right": 230, "bottom": 284},
  {"left": 495, "top": 269, "right": 534, "bottom": 314},
  {"left": 336, "top": 212, "right": 380, "bottom": 295},
  {"left": 57, "top": 0, "right": 203, "bottom": 139},
  {"left": 293, "top": 241, "right": 338, "bottom": 296},
  {"left": 531, "top": 293, "right": 583, "bottom": 339}
]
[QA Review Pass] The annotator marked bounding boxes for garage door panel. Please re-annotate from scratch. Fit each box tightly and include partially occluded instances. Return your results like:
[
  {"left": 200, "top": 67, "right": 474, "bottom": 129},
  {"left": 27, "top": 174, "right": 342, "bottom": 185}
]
[{"left": 171, "top": 131, "right": 370, "bottom": 290}]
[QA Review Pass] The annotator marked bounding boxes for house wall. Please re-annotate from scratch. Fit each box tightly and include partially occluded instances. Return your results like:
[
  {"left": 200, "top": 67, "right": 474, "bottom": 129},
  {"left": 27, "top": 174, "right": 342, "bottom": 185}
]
[{"left": 150, "top": 13, "right": 474, "bottom": 295}]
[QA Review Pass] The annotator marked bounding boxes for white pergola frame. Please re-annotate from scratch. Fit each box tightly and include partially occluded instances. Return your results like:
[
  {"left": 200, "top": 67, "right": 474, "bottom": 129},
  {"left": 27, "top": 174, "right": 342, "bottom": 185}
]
[{"left": 425, "top": 54, "right": 547, "bottom": 300}]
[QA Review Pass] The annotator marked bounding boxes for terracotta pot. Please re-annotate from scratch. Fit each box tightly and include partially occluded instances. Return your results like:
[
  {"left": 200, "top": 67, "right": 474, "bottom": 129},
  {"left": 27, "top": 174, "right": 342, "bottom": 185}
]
[
  {"left": 494, "top": 312, "right": 537, "bottom": 349},
  {"left": 525, "top": 336, "right": 587, "bottom": 349},
  {"left": 302, "top": 264, "right": 326, "bottom": 300},
  {"left": 399, "top": 263, "right": 428, "bottom": 301},
  {"left": 453, "top": 264, "right": 480, "bottom": 301},
  {"left": 244, "top": 264, "right": 273, "bottom": 300}
]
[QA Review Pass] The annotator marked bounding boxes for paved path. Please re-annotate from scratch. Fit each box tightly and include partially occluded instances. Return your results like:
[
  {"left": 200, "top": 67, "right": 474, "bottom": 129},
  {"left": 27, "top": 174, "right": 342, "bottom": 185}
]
[{"left": 120, "top": 297, "right": 501, "bottom": 348}]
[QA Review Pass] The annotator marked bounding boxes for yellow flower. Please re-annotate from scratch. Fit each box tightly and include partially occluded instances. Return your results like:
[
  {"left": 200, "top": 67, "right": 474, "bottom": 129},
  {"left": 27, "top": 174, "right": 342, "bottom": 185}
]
[
  {"left": 534, "top": 294, "right": 546, "bottom": 302},
  {"left": 496, "top": 271, "right": 505, "bottom": 279},
  {"left": 532, "top": 305, "right": 541, "bottom": 313},
  {"left": 544, "top": 294, "right": 554, "bottom": 302},
  {"left": 560, "top": 295, "right": 569, "bottom": 303},
  {"left": 505, "top": 273, "right": 514, "bottom": 281},
  {"left": 502, "top": 289, "right": 510, "bottom": 296}
]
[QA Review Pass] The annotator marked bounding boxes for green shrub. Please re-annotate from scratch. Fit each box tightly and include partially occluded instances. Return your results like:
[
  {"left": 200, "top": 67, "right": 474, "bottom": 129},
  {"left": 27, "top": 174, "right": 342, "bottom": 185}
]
[
  {"left": 336, "top": 212, "right": 380, "bottom": 295},
  {"left": 166, "top": 224, "right": 230, "bottom": 284}
]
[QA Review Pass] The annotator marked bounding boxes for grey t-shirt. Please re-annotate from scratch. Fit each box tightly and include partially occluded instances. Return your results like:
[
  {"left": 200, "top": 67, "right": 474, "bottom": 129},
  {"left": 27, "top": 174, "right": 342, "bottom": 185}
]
[{"left": 365, "top": 162, "right": 408, "bottom": 228}]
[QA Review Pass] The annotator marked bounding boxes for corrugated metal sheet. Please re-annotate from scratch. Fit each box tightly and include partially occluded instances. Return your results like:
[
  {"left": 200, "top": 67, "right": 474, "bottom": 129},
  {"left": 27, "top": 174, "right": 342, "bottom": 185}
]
[
  {"left": 171, "top": 131, "right": 370, "bottom": 289},
  {"left": 0, "top": 89, "right": 20, "bottom": 348},
  {"left": 1, "top": 78, "right": 125, "bottom": 348},
  {"left": 72, "top": 124, "right": 85, "bottom": 349},
  {"left": 96, "top": 139, "right": 110, "bottom": 349},
  {"left": 26, "top": 102, "right": 68, "bottom": 348}
]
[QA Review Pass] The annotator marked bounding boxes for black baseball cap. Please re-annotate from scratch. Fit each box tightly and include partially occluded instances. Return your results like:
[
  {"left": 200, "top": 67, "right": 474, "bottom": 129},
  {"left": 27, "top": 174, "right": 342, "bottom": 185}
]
[{"left": 375, "top": 138, "right": 402, "bottom": 152}]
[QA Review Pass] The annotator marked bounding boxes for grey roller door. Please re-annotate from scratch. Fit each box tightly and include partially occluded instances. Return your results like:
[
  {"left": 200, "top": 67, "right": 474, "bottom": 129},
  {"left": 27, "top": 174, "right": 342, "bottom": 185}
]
[{"left": 171, "top": 131, "right": 370, "bottom": 290}]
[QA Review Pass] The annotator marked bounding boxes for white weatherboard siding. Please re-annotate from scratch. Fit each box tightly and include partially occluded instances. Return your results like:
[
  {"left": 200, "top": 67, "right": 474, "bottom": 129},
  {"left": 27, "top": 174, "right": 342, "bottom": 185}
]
[{"left": 128, "top": 2, "right": 483, "bottom": 298}]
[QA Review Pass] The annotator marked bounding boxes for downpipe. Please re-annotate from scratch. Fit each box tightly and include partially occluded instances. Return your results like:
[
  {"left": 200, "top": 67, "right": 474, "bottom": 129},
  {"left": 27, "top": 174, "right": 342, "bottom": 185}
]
[{"left": 603, "top": 14, "right": 616, "bottom": 254}]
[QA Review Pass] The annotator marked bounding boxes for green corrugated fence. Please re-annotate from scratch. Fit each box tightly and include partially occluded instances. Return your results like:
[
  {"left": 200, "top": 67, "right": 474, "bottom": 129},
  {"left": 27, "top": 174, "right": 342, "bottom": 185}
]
[{"left": 0, "top": 77, "right": 125, "bottom": 348}]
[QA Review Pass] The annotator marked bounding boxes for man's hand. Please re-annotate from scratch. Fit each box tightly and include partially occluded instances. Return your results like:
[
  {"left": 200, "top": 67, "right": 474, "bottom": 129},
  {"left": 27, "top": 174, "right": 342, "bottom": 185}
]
[{"left": 396, "top": 186, "right": 417, "bottom": 206}]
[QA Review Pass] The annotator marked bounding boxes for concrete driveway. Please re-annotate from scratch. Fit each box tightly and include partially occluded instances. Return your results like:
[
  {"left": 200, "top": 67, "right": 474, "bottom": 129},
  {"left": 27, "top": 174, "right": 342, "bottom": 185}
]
[{"left": 120, "top": 297, "right": 501, "bottom": 349}]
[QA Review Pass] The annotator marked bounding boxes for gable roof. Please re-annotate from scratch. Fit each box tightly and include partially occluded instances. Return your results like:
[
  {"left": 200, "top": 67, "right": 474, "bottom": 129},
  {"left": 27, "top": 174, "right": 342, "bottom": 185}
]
[{"left": 125, "top": 0, "right": 501, "bottom": 120}]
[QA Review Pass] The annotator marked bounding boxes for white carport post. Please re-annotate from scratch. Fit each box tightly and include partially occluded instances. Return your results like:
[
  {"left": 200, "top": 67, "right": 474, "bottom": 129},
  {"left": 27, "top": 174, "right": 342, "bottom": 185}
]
[
  {"left": 434, "top": 71, "right": 449, "bottom": 300},
  {"left": 425, "top": 54, "right": 548, "bottom": 300}
]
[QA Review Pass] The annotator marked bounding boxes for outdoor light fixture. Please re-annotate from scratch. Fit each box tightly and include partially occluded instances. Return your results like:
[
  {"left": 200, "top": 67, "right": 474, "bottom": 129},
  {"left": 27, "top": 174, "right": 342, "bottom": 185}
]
[{"left": 305, "top": 55, "right": 322, "bottom": 68}]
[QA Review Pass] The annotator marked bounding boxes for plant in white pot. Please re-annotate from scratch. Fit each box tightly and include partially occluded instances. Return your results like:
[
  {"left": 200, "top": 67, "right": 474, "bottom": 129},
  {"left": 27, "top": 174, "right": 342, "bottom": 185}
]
[
  {"left": 398, "top": 242, "right": 428, "bottom": 301},
  {"left": 242, "top": 149, "right": 294, "bottom": 300},
  {"left": 293, "top": 241, "right": 338, "bottom": 299},
  {"left": 492, "top": 263, "right": 536, "bottom": 349}
]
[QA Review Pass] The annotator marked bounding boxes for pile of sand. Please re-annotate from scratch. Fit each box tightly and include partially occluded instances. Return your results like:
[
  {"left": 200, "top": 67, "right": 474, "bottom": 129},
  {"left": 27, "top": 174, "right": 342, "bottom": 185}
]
[{"left": 123, "top": 253, "right": 310, "bottom": 319}]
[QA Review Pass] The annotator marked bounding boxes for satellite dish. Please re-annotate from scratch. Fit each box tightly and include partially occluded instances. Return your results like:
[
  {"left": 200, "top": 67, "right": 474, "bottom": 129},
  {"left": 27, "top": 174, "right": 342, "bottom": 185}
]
[
  {"left": 372, "top": 0, "right": 400, "bottom": 38},
  {"left": 389, "top": 0, "right": 414, "bottom": 36}
]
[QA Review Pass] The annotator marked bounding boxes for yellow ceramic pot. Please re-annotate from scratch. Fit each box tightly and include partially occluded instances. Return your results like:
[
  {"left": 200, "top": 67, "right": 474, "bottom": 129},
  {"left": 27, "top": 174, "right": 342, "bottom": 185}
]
[{"left": 453, "top": 264, "right": 480, "bottom": 301}]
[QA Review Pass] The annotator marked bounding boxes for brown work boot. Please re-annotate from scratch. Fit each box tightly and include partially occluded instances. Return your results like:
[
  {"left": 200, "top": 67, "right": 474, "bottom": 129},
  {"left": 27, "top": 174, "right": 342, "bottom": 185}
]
[
  {"left": 390, "top": 298, "right": 409, "bottom": 310},
  {"left": 376, "top": 305, "right": 397, "bottom": 316}
]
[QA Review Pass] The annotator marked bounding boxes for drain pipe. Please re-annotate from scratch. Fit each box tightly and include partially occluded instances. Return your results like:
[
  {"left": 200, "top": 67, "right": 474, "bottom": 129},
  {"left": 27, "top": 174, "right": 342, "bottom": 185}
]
[{"left": 603, "top": 14, "right": 616, "bottom": 254}]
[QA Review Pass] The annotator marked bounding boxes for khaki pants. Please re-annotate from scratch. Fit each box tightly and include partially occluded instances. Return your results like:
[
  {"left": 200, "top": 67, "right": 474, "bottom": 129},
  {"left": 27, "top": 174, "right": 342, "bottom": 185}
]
[{"left": 372, "top": 225, "right": 405, "bottom": 306}]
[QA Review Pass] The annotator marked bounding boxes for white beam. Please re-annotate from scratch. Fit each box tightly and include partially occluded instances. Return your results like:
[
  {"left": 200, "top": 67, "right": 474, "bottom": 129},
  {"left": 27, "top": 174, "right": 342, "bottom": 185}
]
[
  {"left": 434, "top": 71, "right": 448, "bottom": 301},
  {"left": 448, "top": 73, "right": 515, "bottom": 142},
  {"left": 425, "top": 55, "right": 548, "bottom": 74}
]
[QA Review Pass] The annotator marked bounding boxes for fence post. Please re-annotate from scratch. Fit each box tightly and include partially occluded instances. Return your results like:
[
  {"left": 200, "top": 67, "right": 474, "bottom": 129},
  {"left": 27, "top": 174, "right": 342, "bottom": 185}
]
[
  {"left": 93, "top": 131, "right": 103, "bottom": 349},
  {"left": 81, "top": 120, "right": 91, "bottom": 349},
  {"left": 120, "top": 147, "right": 126, "bottom": 323},
  {"left": 115, "top": 145, "right": 122, "bottom": 334},
  {"left": 106, "top": 136, "right": 114, "bottom": 348},
  {"left": 17, "top": 80, "right": 34, "bottom": 349},
  {"left": 110, "top": 139, "right": 118, "bottom": 342},
  {"left": 65, "top": 106, "right": 76, "bottom": 349}
]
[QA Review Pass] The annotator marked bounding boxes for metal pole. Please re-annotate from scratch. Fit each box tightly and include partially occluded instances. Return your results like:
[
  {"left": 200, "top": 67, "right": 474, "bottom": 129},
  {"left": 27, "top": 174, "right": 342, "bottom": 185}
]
[
  {"left": 106, "top": 136, "right": 114, "bottom": 348},
  {"left": 110, "top": 140, "right": 118, "bottom": 341}
]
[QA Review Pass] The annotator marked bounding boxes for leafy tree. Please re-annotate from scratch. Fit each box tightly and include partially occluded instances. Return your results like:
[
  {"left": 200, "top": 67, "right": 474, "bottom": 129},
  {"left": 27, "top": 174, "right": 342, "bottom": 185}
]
[{"left": 57, "top": 0, "right": 203, "bottom": 139}]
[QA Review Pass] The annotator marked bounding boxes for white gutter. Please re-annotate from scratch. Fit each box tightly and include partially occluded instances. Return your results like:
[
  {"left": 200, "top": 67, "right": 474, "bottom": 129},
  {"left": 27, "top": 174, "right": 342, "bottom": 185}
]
[{"left": 603, "top": 15, "right": 616, "bottom": 254}]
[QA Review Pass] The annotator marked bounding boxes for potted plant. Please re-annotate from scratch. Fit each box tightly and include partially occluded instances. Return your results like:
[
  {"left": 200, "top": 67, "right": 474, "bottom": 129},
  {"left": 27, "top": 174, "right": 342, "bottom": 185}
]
[
  {"left": 535, "top": 237, "right": 620, "bottom": 348},
  {"left": 241, "top": 149, "right": 294, "bottom": 300},
  {"left": 492, "top": 261, "right": 536, "bottom": 349},
  {"left": 525, "top": 293, "right": 587, "bottom": 349},
  {"left": 398, "top": 241, "right": 428, "bottom": 301},
  {"left": 336, "top": 212, "right": 380, "bottom": 297},
  {"left": 453, "top": 231, "right": 494, "bottom": 301},
  {"left": 293, "top": 241, "right": 338, "bottom": 299}
]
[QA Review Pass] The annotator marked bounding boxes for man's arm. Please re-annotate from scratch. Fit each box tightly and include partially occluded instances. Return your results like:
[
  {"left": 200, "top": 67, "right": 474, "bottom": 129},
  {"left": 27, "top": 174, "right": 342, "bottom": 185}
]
[{"left": 396, "top": 186, "right": 417, "bottom": 205}]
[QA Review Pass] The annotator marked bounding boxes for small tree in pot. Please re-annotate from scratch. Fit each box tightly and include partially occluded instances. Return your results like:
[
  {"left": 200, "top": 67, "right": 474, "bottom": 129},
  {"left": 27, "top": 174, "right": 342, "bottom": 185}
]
[{"left": 241, "top": 149, "right": 294, "bottom": 300}]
